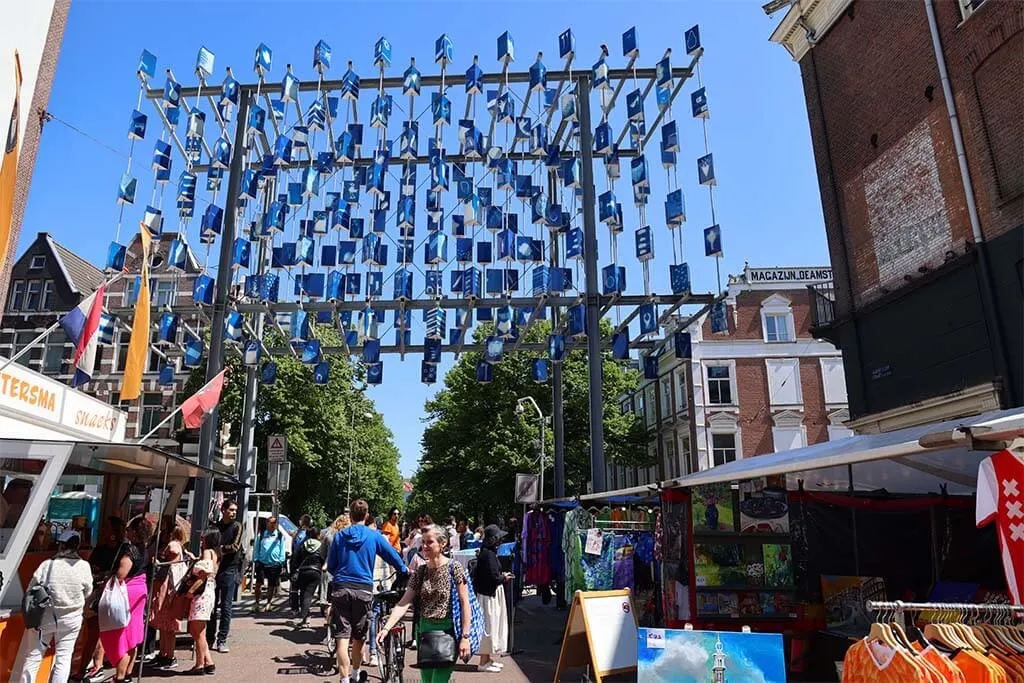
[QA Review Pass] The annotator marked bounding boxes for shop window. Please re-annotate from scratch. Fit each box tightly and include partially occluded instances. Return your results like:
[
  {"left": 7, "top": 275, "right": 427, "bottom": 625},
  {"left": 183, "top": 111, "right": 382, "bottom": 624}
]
[
  {"left": 43, "top": 330, "right": 67, "bottom": 375},
  {"left": 707, "top": 365, "right": 733, "bottom": 405},
  {"left": 765, "top": 358, "right": 802, "bottom": 407},
  {"left": 7, "top": 280, "right": 25, "bottom": 311},
  {"left": 25, "top": 281, "right": 41, "bottom": 310},
  {"left": 711, "top": 433, "right": 737, "bottom": 467},
  {"left": 29, "top": 254, "right": 46, "bottom": 270},
  {"left": 820, "top": 357, "right": 848, "bottom": 405},
  {"left": 40, "top": 281, "right": 55, "bottom": 311},
  {"left": 140, "top": 393, "right": 165, "bottom": 435}
]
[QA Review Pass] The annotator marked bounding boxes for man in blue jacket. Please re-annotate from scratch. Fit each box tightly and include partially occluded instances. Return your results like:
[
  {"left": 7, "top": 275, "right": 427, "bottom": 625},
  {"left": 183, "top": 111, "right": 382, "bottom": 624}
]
[
  {"left": 327, "top": 499, "right": 407, "bottom": 683},
  {"left": 253, "top": 515, "right": 287, "bottom": 612}
]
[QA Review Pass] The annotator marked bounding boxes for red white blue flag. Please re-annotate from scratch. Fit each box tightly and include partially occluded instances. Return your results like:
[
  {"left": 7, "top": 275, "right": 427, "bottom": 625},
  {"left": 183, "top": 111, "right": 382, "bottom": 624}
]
[{"left": 59, "top": 284, "right": 105, "bottom": 387}]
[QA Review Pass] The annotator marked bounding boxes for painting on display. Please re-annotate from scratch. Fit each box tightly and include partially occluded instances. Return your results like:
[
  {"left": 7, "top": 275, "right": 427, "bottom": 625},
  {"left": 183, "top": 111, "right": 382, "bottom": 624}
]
[
  {"left": 691, "top": 483, "right": 734, "bottom": 533},
  {"left": 738, "top": 480, "right": 790, "bottom": 533},
  {"left": 821, "top": 575, "right": 887, "bottom": 638},
  {"left": 638, "top": 628, "right": 786, "bottom": 683}
]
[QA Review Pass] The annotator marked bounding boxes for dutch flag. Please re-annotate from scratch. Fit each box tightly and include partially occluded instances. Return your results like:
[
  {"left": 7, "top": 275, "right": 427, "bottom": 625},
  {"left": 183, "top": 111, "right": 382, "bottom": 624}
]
[{"left": 59, "top": 284, "right": 105, "bottom": 387}]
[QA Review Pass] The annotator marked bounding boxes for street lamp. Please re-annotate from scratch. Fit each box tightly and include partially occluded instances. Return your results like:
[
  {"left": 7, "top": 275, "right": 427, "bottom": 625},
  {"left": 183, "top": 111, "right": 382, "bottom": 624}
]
[
  {"left": 516, "top": 397, "right": 548, "bottom": 500},
  {"left": 348, "top": 410, "right": 374, "bottom": 507}
]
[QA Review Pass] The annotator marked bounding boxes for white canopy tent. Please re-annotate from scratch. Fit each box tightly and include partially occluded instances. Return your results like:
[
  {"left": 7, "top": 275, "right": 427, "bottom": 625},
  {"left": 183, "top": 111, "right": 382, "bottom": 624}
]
[{"left": 666, "top": 407, "right": 1024, "bottom": 496}]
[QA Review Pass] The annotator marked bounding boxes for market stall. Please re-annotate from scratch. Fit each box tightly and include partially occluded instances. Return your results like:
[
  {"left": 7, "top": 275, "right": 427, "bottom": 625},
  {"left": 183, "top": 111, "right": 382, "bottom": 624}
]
[{"left": 0, "top": 438, "right": 240, "bottom": 683}]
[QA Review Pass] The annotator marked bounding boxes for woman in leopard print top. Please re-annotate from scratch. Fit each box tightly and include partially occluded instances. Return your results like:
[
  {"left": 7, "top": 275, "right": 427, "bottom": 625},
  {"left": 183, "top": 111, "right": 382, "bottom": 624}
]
[{"left": 377, "top": 524, "right": 472, "bottom": 682}]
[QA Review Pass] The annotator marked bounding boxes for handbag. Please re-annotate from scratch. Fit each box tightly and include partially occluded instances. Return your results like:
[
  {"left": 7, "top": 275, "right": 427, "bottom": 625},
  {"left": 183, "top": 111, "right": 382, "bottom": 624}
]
[
  {"left": 22, "top": 559, "right": 55, "bottom": 629},
  {"left": 449, "top": 562, "right": 486, "bottom": 656},
  {"left": 417, "top": 629, "right": 457, "bottom": 668},
  {"left": 97, "top": 577, "right": 131, "bottom": 632}
]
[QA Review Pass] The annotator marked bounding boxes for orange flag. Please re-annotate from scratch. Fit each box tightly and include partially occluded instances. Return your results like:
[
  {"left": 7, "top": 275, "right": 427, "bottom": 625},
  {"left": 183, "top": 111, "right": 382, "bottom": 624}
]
[
  {"left": 0, "top": 52, "right": 23, "bottom": 282},
  {"left": 120, "top": 228, "right": 152, "bottom": 400}
]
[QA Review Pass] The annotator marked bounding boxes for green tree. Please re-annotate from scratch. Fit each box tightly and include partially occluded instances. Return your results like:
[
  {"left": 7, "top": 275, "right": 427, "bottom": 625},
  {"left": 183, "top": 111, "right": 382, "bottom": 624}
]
[
  {"left": 184, "top": 324, "right": 403, "bottom": 525},
  {"left": 408, "top": 320, "right": 647, "bottom": 523}
]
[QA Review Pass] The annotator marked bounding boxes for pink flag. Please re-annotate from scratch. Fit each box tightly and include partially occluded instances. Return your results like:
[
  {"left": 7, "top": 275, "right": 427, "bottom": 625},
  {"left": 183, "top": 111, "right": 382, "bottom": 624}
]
[{"left": 181, "top": 369, "right": 226, "bottom": 429}]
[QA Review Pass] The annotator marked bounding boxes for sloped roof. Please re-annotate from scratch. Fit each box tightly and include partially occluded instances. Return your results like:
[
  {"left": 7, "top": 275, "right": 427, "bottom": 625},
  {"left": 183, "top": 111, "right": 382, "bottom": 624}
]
[{"left": 44, "top": 234, "right": 103, "bottom": 295}]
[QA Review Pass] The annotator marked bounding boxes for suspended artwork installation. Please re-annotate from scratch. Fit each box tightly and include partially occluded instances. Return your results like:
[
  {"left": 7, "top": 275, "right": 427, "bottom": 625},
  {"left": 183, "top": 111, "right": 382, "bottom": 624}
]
[{"left": 109, "top": 26, "right": 726, "bottom": 392}]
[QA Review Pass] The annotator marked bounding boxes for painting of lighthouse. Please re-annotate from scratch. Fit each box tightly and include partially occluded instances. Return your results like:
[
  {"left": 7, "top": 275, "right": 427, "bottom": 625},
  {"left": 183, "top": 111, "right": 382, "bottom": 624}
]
[{"left": 638, "top": 628, "right": 786, "bottom": 682}]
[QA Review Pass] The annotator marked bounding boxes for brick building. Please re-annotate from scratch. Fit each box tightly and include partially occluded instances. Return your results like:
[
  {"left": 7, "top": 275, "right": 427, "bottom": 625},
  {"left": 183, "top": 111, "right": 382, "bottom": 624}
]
[
  {"left": 770, "top": 0, "right": 1022, "bottom": 431},
  {"left": 2, "top": 231, "right": 205, "bottom": 451},
  {"left": 611, "top": 266, "right": 848, "bottom": 488}
]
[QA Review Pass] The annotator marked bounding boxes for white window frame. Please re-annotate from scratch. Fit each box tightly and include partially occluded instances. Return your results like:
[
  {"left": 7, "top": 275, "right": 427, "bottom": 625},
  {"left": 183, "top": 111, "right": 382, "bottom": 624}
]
[
  {"left": 25, "top": 280, "right": 42, "bottom": 310},
  {"left": 40, "top": 280, "right": 55, "bottom": 311},
  {"left": 958, "top": 0, "right": 988, "bottom": 21},
  {"left": 705, "top": 360, "right": 737, "bottom": 407},
  {"left": 819, "top": 357, "right": 848, "bottom": 406},
  {"left": 679, "top": 432, "right": 691, "bottom": 476},
  {"left": 153, "top": 280, "right": 176, "bottom": 309},
  {"left": 674, "top": 367, "right": 688, "bottom": 416},
  {"left": 828, "top": 408, "right": 854, "bottom": 441},
  {"left": 663, "top": 436, "right": 678, "bottom": 480},
  {"left": 29, "top": 254, "right": 46, "bottom": 270},
  {"left": 771, "top": 426, "right": 806, "bottom": 452},
  {"left": 759, "top": 294, "right": 796, "bottom": 344},
  {"left": 7, "top": 280, "right": 25, "bottom": 311},
  {"left": 711, "top": 432, "right": 738, "bottom": 467},
  {"left": 765, "top": 358, "right": 803, "bottom": 408},
  {"left": 771, "top": 410, "right": 806, "bottom": 452}
]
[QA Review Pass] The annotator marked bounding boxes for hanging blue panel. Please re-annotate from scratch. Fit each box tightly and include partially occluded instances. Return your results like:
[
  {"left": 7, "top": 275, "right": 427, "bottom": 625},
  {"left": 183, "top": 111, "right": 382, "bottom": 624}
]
[
  {"left": 243, "top": 340, "right": 261, "bottom": 366},
  {"left": 261, "top": 361, "right": 277, "bottom": 385},
  {"left": 366, "top": 361, "right": 383, "bottom": 385},
  {"left": 313, "top": 361, "right": 330, "bottom": 385},
  {"left": 184, "top": 338, "right": 203, "bottom": 368},
  {"left": 531, "top": 358, "right": 549, "bottom": 383},
  {"left": 475, "top": 360, "right": 493, "bottom": 383},
  {"left": 547, "top": 334, "right": 566, "bottom": 362},
  {"left": 423, "top": 337, "right": 442, "bottom": 365},
  {"left": 158, "top": 313, "right": 179, "bottom": 345},
  {"left": 674, "top": 331, "right": 692, "bottom": 359},
  {"left": 643, "top": 355, "right": 659, "bottom": 380},
  {"left": 421, "top": 361, "right": 437, "bottom": 384},
  {"left": 710, "top": 301, "right": 729, "bottom": 334},
  {"left": 567, "top": 304, "right": 586, "bottom": 337},
  {"left": 611, "top": 331, "right": 630, "bottom": 360},
  {"left": 302, "top": 340, "right": 322, "bottom": 365},
  {"left": 158, "top": 365, "right": 175, "bottom": 386},
  {"left": 638, "top": 303, "right": 658, "bottom": 336}
]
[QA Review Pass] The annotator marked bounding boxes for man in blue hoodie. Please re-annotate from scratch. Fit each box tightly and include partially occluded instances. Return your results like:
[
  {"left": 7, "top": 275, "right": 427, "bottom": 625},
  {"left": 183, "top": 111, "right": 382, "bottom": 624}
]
[{"left": 327, "top": 499, "right": 407, "bottom": 683}]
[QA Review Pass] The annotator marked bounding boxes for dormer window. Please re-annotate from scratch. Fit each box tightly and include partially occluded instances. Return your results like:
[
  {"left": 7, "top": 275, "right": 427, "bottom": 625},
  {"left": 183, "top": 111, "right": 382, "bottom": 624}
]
[
  {"left": 29, "top": 254, "right": 46, "bottom": 270},
  {"left": 760, "top": 294, "right": 796, "bottom": 343}
]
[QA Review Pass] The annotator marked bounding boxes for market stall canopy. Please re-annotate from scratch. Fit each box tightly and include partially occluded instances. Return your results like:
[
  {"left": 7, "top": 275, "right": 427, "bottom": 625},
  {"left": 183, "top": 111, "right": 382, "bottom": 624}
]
[
  {"left": 668, "top": 407, "right": 1024, "bottom": 495},
  {"left": 2, "top": 438, "right": 241, "bottom": 487}
]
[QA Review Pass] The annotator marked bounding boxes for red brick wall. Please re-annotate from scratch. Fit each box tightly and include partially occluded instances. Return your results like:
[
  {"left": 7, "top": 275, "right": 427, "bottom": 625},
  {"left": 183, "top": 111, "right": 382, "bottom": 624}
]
[
  {"left": 800, "top": 0, "right": 1023, "bottom": 312},
  {"left": 699, "top": 288, "right": 815, "bottom": 341}
]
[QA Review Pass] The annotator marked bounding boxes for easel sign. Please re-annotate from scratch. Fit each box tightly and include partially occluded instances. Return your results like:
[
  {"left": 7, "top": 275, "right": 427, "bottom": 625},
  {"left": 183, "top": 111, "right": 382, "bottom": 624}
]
[{"left": 555, "top": 589, "right": 638, "bottom": 682}]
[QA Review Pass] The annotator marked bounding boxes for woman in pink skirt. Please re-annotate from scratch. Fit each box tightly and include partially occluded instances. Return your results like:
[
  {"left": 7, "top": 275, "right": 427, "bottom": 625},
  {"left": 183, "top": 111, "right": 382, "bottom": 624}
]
[{"left": 99, "top": 516, "right": 152, "bottom": 683}]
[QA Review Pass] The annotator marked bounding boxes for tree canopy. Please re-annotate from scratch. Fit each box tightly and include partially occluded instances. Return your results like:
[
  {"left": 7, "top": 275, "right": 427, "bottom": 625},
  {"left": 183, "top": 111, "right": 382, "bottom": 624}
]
[
  {"left": 407, "top": 319, "right": 647, "bottom": 524},
  {"left": 184, "top": 324, "right": 403, "bottom": 525}
]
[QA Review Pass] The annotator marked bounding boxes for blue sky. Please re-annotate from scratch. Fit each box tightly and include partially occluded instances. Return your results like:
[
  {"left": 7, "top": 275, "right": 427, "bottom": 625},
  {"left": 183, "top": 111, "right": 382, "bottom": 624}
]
[
  {"left": 638, "top": 629, "right": 786, "bottom": 682},
  {"left": 19, "top": 0, "right": 827, "bottom": 477}
]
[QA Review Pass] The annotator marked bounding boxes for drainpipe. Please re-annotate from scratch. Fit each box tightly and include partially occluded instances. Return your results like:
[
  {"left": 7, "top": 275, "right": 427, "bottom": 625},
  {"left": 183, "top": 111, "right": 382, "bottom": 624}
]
[{"left": 924, "top": 0, "right": 1015, "bottom": 406}]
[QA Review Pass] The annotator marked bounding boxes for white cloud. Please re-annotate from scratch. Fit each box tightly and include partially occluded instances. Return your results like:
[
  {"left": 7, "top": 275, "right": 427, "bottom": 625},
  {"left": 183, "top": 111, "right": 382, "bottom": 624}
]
[{"left": 650, "top": 638, "right": 711, "bottom": 681}]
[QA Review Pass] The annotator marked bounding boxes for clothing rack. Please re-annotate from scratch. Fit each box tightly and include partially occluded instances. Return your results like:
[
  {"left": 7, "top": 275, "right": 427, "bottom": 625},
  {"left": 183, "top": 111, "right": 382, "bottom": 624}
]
[{"left": 867, "top": 600, "right": 1024, "bottom": 616}]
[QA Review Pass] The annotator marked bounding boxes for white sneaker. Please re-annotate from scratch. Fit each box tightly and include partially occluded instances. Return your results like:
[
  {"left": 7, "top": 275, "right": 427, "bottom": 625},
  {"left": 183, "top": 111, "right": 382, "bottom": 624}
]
[{"left": 478, "top": 662, "right": 502, "bottom": 673}]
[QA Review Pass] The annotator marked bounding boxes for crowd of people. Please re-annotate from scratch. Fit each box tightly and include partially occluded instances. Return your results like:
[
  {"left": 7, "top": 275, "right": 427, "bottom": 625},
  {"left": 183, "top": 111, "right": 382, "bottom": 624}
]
[{"left": 10, "top": 499, "right": 513, "bottom": 683}]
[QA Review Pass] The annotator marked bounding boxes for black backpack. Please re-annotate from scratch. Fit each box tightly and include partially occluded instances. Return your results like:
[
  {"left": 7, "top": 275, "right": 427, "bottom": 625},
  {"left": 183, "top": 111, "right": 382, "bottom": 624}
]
[{"left": 22, "top": 559, "right": 55, "bottom": 629}]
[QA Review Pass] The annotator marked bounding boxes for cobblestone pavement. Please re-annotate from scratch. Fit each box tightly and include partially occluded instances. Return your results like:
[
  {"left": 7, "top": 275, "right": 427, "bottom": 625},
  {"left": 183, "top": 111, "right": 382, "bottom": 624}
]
[{"left": 133, "top": 594, "right": 570, "bottom": 683}]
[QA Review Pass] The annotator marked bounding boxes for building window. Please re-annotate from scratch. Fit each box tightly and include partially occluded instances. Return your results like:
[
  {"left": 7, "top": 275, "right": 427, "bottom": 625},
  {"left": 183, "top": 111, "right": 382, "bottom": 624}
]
[
  {"left": 116, "top": 331, "right": 130, "bottom": 372},
  {"left": 140, "top": 393, "right": 165, "bottom": 435},
  {"left": 7, "top": 280, "right": 25, "bottom": 310},
  {"left": 25, "top": 281, "right": 42, "bottom": 310},
  {"left": 41, "top": 281, "right": 55, "bottom": 311},
  {"left": 664, "top": 437, "right": 678, "bottom": 480},
  {"left": 711, "top": 433, "right": 737, "bottom": 467},
  {"left": 124, "top": 279, "right": 137, "bottom": 307},
  {"left": 707, "top": 365, "right": 733, "bottom": 405},
  {"left": 43, "top": 330, "right": 67, "bottom": 374},
  {"left": 153, "top": 280, "right": 175, "bottom": 309},
  {"left": 680, "top": 433, "right": 691, "bottom": 475},
  {"left": 765, "top": 358, "right": 803, "bottom": 407},
  {"left": 828, "top": 425, "right": 854, "bottom": 441},
  {"left": 14, "top": 331, "right": 37, "bottom": 367},
  {"left": 764, "top": 313, "right": 792, "bottom": 342},
  {"left": 29, "top": 254, "right": 46, "bottom": 270},
  {"left": 772, "top": 426, "right": 805, "bottom": 452},
  {"left": 619, "top": 398, "right": 632, "bottom": 415},
  {"left": 675, "top": 368, "right": 688, "bottom": 415},
  {"left": 819, "top": 357, "right": 848, "bottom": 405},
  {"left": 661, "top": 376, "right": 673, "bottom": 417},
  {"left": 148, "top": 331, "right": 163, "bottom": 373},
  {"left": 959, "top": 0, "right": 987, "bottom": 19}
]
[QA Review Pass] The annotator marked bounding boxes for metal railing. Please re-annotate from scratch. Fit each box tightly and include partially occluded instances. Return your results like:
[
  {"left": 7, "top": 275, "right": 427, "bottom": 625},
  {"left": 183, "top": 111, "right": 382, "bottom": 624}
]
[{"left": 808, "top": 282, "right": 837, "bottom": 330}]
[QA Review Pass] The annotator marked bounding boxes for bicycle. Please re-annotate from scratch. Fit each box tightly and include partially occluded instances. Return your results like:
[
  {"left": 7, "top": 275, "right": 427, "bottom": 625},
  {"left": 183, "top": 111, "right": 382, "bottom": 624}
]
[
  {"left": 318, "top": 582, "right": 336, "bottom": 659},
  {"left": 373, "top": 574, "right": 409, "bottom": 683}
]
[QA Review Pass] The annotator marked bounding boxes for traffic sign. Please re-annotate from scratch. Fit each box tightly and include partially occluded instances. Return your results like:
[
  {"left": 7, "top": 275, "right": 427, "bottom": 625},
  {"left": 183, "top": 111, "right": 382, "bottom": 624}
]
[
  {"left": 268, "top": 462, "right": 291, "bottom": 491},
  {"left": 267, "top": 435, "right": 287, "bottom": 463},
  {"left": 515, "top": 473, "right": 540, "bottom": 503}
]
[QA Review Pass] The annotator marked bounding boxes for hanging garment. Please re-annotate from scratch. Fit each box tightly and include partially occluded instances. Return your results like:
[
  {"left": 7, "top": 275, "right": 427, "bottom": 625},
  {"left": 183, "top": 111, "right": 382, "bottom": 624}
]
[
  {"left": 976, "top": 449, "right": 1024, "bottom": 605},
  {"left": 612, "top": 535, "right": 634, "bottom": 590},
  {"left": 548, "top": 512, "right": 565, "bottom": 583},
  {"left": 841, "top": 639, "right": 930, "bottom": 683},
  {"left": 654, "top": 509, "right": 664, "bottom": 562},
  {"left": 524, "top": 510, "right": 552, "bottom": 586},
  {"left": 562, "top": 506, "right": 594, "bottom": 603},
  {"left": 580, "top": 531, "right": 615, "bottom": 591}
]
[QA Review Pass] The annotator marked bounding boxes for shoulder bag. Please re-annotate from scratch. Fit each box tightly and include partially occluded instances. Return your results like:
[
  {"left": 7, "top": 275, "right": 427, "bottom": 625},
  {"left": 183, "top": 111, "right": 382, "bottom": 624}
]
[{"left": 415, "top": 565, "right": 457, "bottom": 668}]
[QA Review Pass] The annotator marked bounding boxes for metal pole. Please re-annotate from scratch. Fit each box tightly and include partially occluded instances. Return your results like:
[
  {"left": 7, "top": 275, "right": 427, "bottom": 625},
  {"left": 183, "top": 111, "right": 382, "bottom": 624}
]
[
  {"left": 347, "top": 409, "right": 354, "bottom": 506},
  {"left": 576, "top": 72, "right": 606, "bottom": 493},
  {"left": 236, "top": 180, "right": 273, "bottom": 517},
  {"left": 548, "top": 171, "right": 566, "bottom": 499},
  {"left": 193, "top": 90, "right": 249, "bottom": 547},
  {"left": 539, "top": 416, "right": 546, "bottom": 500}
]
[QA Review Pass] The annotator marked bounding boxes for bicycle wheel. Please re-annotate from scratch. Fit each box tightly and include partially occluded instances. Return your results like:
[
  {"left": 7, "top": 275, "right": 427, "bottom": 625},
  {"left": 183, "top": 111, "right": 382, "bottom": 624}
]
[
  {"left": 326, "top": 621, "right": 337, "bottom": 657},
  {"left": 376, "top": 613, "right": 390, "bottom": 682},
  {"left": 391, "top": 624, "right": 407, "bottom": 682}
]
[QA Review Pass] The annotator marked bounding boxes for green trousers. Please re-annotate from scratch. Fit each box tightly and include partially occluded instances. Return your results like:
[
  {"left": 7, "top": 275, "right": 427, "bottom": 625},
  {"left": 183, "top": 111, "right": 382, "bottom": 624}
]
[{"left": 417, "top": 617, "right": 455, "bottom": 683}]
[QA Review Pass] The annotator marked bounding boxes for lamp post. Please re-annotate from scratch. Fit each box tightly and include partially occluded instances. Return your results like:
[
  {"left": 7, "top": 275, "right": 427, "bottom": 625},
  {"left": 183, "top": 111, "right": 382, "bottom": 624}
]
[
  {"left": 348, "top": 410, "right": 373, "bottom": 507},
  {"left": 517, "top": 397, "right": 547, "bottom": 500}
]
